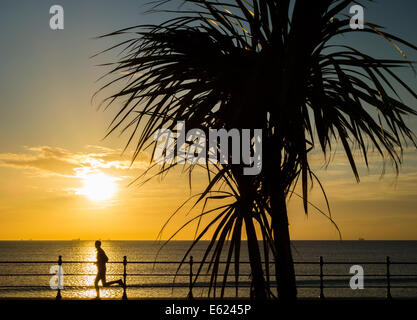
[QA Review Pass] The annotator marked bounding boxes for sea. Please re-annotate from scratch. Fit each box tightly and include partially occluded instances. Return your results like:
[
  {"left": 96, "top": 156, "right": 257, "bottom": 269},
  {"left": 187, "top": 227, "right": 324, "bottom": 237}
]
[{"left": 0, "top": 240, "right": 416, "bottom": 299}]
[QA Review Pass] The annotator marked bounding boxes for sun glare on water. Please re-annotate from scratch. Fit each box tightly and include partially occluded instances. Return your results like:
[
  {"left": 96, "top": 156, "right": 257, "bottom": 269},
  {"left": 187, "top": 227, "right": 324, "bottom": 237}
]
[{"left": 78, "top": 172, "right": 117, "bottom": 201}]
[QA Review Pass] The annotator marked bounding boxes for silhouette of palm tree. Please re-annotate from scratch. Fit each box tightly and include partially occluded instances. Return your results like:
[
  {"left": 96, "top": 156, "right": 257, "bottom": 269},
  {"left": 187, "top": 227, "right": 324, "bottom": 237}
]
[{"left": 96, "top": 0, "right": 417, "bottom": 299}]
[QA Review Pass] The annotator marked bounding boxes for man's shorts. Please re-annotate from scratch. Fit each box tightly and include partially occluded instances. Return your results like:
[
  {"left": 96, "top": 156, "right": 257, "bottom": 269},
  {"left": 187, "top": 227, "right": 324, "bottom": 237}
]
[{"left": 96, "top": 267, "right": 106, "bottom": 283}]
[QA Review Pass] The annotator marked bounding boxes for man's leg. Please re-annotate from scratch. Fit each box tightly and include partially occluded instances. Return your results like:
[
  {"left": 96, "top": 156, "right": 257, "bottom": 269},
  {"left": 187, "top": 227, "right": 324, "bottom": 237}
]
[
  {"left": 101, "top": 269, "right": 123, "bottom": 287},
  {"left": 94, "top": 275, "right": 100, "bottom": 298},
  {"left": 103, "top": 279, "right": 124, "bottom": 287}
]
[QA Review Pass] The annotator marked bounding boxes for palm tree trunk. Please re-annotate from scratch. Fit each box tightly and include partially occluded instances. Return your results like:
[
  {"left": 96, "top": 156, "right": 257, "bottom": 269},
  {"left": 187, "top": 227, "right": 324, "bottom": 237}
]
[
  {"left": 244, "top": 214, "right": 267, "bottom": 300},
  {"left": 271, "top": 191, "right": 297, "bottom": 300},
  {"left": 233, "top": 167, "right": 267, "bottom": 300}
]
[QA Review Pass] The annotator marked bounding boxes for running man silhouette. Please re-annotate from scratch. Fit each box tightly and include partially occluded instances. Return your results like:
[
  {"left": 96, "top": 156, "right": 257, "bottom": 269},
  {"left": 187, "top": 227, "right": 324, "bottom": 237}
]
[{"left": 94, "top": 240, "right": 124, "bottom": 299}]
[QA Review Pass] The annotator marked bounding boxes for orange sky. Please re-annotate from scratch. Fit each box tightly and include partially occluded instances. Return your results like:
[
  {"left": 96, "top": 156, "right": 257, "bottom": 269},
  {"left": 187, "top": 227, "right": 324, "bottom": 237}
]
[
  {"left": 1, "top": 144, "right": 417, "bottom": 240},
  {"left": 1, "top": 1, "right": 417, "bottom": 240}
]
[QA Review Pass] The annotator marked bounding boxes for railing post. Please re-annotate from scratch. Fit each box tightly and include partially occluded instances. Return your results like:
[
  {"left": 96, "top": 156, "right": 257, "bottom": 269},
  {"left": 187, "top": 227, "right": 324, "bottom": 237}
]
[
  {"left": 56, "top": 255, "right": 62, "bottom": 300},
  {"left": 122, "top": 256, "right": 128, "bottom": 300},
  {"left": 188, "top": 256, "right": 194, "bottom": 299},
  {"left": 386, "top": 256, "right": 392, "bottom": 299},
  {"left": 319, "top": 256, "right": 325, "bottom": 299}
]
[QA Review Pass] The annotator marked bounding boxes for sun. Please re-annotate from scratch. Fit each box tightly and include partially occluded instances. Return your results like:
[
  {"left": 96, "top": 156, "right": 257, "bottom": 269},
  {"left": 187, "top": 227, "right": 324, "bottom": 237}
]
[{"left": 78, "top": 172, "right": 117, "bottom": 201}]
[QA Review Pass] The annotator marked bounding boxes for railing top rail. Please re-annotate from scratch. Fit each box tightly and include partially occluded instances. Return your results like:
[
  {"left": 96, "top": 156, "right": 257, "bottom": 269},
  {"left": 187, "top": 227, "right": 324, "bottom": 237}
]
[
  {"left": 0, "top": 261, "right": 58, "bottom": 264},
  {"left": 1, "top": 260, "right": 417, "bottom": 264}
]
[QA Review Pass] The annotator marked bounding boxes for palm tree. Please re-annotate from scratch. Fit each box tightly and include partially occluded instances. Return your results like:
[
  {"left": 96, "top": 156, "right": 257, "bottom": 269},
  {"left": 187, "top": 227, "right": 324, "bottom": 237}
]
[{"left": 96, "top": 0, "right": 417, "bottom": 299}]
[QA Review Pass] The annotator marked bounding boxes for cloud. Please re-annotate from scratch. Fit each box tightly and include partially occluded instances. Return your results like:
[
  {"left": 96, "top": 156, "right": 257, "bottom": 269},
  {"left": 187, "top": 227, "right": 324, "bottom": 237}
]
[
  {"left": 285, "top": 146, "right": 417, "bottom": 214},
  {"left": 0, "top": 145, "right": 149, "bottom": 177}
]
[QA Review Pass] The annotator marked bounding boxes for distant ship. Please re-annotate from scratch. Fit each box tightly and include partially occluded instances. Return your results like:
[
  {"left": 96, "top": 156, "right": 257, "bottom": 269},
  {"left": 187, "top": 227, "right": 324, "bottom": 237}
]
[
  {"left": 358, "top": 238, "right": 365, "bottom": 241},
  {"left": 71, "top": 238, "right": 81, "bottom": 241}
]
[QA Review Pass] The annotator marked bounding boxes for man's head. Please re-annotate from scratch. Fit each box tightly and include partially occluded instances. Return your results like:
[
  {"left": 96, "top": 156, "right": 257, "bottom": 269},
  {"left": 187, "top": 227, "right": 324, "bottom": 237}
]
[{"left": 95, "top": 240, "right": 101, "bottom": 249}]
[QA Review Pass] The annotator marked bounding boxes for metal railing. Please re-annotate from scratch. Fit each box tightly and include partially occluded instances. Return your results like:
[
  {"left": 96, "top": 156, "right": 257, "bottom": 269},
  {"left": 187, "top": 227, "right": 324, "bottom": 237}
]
[{"left": 0, "top": 255, "right": 417, "bottom": 299}]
